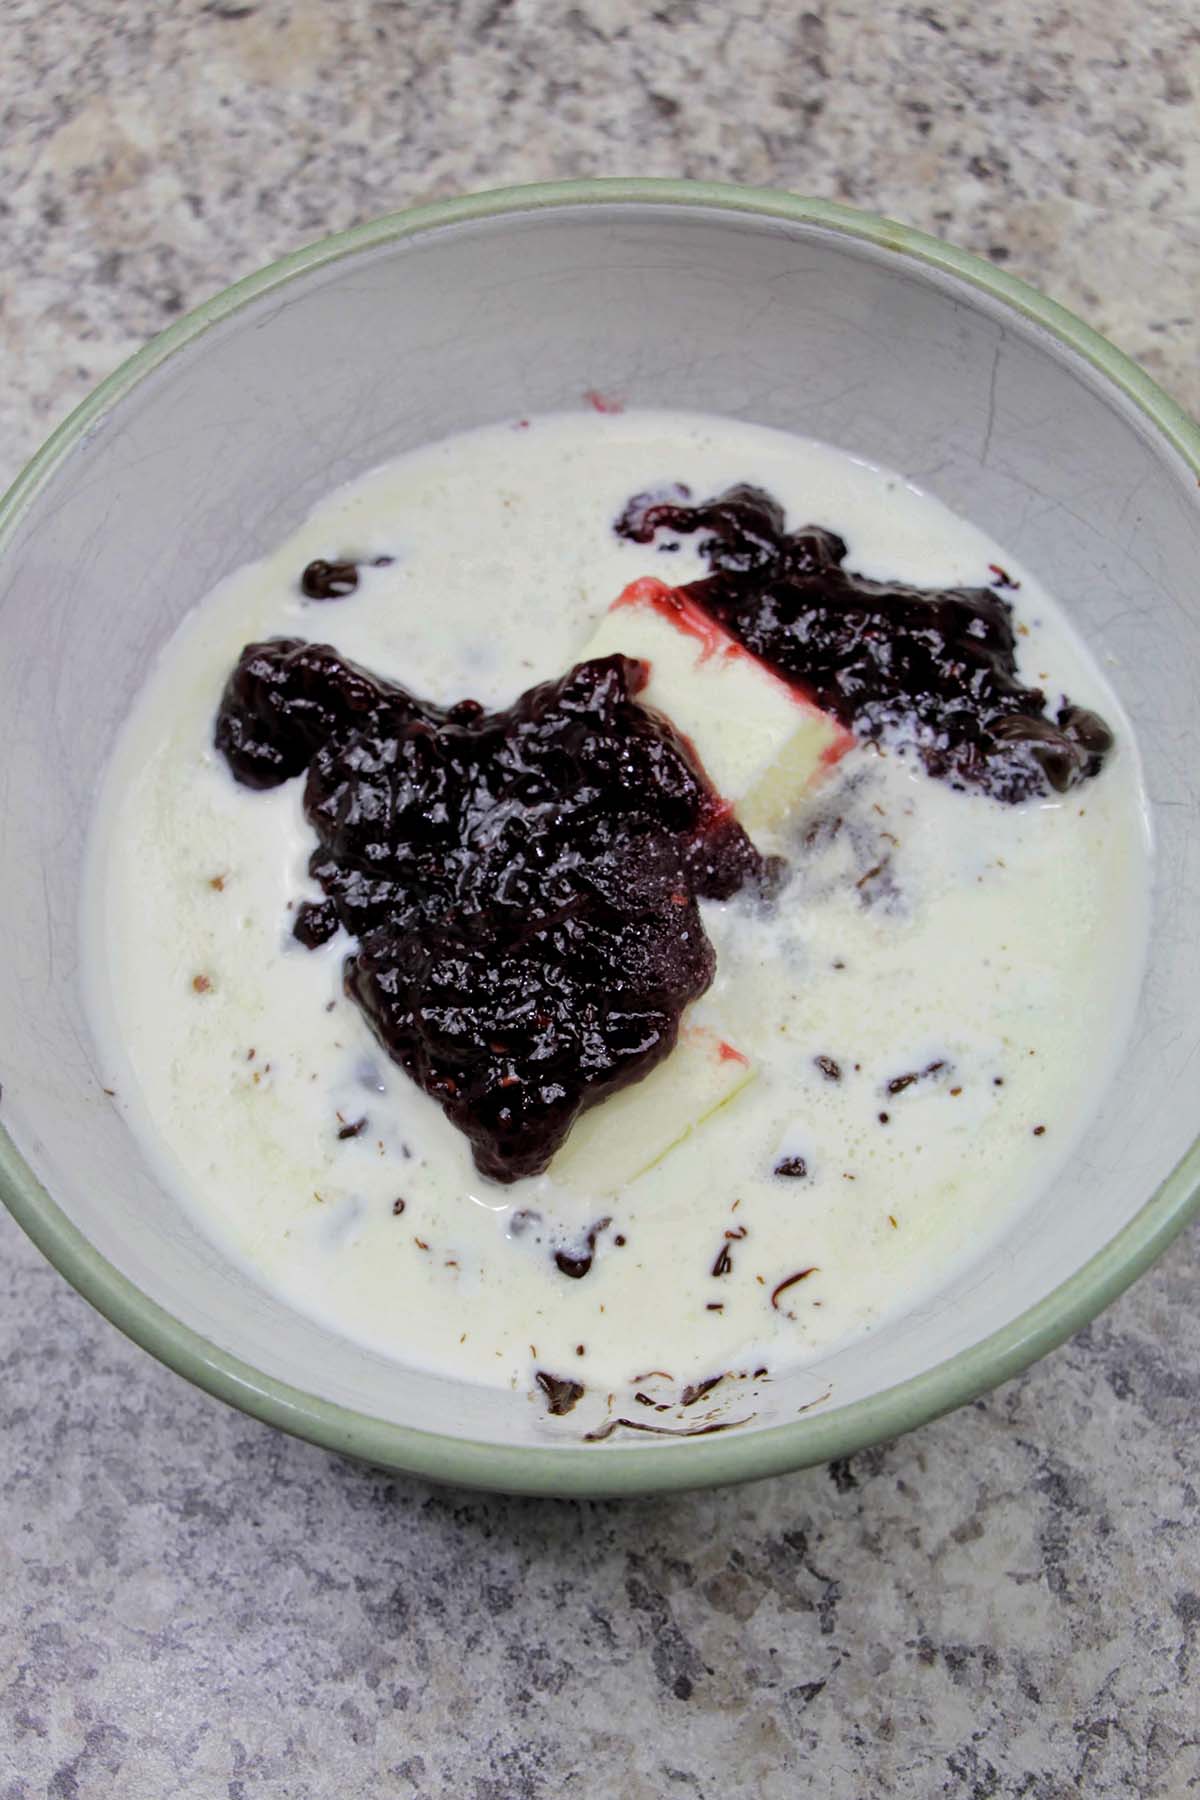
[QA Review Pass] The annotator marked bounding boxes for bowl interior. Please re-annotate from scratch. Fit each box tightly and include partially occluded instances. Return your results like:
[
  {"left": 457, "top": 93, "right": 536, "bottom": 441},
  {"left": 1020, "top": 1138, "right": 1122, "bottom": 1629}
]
[{"left": 2, "top": 195, "right": 1198, "bottom": 1480}]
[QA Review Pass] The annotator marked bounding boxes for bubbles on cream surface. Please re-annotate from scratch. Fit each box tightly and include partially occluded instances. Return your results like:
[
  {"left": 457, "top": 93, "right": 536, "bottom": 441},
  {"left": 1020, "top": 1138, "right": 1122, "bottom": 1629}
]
[{"left": 82, "top": 411, "right": 1150, "bottom": 1409}]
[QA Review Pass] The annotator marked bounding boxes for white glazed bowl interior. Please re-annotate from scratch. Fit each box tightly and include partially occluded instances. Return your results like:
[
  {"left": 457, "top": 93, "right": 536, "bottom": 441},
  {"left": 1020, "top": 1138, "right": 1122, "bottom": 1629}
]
[{"left": 2, "top": 190, "right": 1198, "bottom": 1493}]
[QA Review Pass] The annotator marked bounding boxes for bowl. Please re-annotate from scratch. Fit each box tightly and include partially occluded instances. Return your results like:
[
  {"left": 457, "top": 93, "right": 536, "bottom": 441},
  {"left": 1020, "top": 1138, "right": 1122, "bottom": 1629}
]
[{"left": 2, "top": 180, "right": 1198, "bottom": 1498}]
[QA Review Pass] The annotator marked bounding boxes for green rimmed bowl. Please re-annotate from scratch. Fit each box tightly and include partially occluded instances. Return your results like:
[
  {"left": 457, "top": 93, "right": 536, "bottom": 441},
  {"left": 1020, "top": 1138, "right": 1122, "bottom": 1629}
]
[{"left": 2, "top": 179, "right": 1198, "bottom": 1497}]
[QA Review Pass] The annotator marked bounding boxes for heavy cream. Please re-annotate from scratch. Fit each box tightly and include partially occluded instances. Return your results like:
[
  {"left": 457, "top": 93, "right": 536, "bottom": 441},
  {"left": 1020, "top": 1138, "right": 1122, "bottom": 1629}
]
[{"left": 82, "top": 411, "right": 1150, "bottom": 1411}]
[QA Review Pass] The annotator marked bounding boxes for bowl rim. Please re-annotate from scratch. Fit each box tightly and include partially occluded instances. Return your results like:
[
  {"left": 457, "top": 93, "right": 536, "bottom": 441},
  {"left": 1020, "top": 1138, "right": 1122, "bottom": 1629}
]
[{"left": 2, "top": 176, "right": 1198, "bottom": 1497}]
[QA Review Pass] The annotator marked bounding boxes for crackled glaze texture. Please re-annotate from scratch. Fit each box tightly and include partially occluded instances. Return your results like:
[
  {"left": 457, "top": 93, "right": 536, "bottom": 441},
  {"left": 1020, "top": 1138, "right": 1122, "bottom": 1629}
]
[{"left": 2, "top": 3, "right": 1198, "bottom": 1796}]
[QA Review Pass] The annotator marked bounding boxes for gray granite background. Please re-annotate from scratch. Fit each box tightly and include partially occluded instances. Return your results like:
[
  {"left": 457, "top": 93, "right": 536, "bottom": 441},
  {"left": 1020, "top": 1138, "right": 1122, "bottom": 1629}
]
[{"left": 2, "top": 3, "right": 1199, "bottom": 1795}]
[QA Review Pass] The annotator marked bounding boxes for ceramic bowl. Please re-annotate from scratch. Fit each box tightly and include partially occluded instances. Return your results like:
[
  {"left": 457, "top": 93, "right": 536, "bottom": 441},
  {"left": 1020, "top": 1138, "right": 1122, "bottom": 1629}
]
[{"left": 2, "top": 181, "right": 1198, "bottom": 1497}]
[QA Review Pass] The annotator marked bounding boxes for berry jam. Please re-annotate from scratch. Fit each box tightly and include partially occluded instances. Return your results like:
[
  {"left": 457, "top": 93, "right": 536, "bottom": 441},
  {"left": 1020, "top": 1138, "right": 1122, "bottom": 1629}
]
[
  {"left": 215, "top": 640, "right": 763, "bottom": 1182},
  {"left": 616, "top": 484, "right": 1113, "bottom": 802},
  {"left": 300, "top": 559, "right": 360, "bottom": 600},
  {"left": 299, "top": 555, "right": 396, "bottom": 600}
]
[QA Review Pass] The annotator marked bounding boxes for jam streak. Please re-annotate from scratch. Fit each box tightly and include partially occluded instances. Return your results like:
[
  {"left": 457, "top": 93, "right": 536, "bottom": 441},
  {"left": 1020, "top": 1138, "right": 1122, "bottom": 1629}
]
[
  {"left": 612, "top": 576, "right": 857, "bottom": 761},
  {"left": 215, "top": 639, "right": 766, "bottom": 1183},
  {"left": 616, "top": 483, "right": 1113, "bottom": 802}
]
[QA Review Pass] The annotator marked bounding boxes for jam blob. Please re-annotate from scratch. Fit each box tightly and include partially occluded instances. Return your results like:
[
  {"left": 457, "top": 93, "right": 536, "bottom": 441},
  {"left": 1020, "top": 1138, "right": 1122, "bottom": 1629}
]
[
  {"left": 216, "top": 640, "right": 763, "bottom": 1182},
  {"left": 300, "top": 554, "right": 395, "bottom": 599},
  {"left": 616, "top": 484, "right": 1112, "bottom": 802},
  {"left": 300, "top": 559, "right": 360, "bottom": 600}
]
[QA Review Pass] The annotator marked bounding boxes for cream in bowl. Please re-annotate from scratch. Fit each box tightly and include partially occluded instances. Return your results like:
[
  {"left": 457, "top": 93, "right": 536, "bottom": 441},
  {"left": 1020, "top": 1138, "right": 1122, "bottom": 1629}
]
[{"left": 84, "top": 408, "right": 1148, "bottom": 1435}]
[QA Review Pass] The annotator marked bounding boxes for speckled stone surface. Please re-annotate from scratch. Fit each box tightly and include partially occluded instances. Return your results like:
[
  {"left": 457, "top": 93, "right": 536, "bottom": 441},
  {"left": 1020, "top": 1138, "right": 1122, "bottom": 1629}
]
[{"left": 2, "top": 4, "right": 1199, "bottom": 1795}]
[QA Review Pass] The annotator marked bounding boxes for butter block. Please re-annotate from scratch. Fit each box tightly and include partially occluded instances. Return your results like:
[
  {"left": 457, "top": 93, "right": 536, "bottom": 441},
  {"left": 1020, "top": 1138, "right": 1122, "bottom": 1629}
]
[
  {"left": 551, "top": 1024, "right": 755, "bottom": 1195},
  {"left": 582, "top": 577, "right": 853, "bottom": 834}
]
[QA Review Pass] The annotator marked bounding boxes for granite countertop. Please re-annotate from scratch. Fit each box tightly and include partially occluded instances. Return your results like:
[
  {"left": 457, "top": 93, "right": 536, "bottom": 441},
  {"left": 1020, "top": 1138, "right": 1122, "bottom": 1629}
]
[{"left": 2, "top": 4, "right": 1198, "bottom": 1795}]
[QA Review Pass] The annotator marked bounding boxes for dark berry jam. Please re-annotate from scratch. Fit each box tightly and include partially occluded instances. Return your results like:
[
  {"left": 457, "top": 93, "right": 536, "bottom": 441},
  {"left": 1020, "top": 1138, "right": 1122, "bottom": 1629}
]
[
  {"left": 300, "top": 555, "right": 394, "bottom": 599},
  {"left": 616, "top": 484, "right": 1112, "bottom": 802},
  {"left": 300, "top": 559, "right": 360, "bottom": 599},
  {"left": 215, "top": 640, "right": 764, "bottom": 1182}
]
